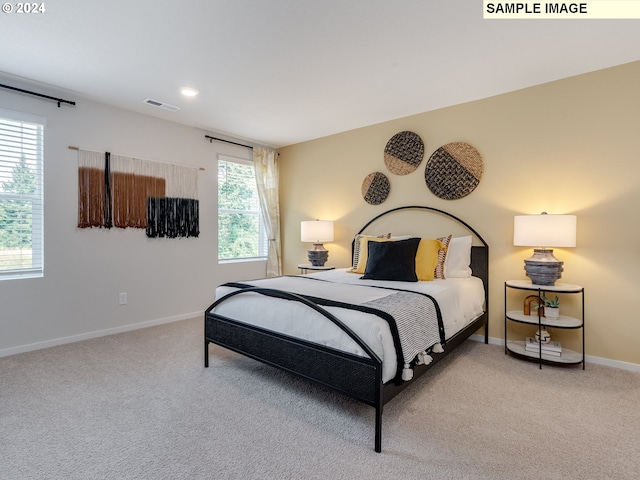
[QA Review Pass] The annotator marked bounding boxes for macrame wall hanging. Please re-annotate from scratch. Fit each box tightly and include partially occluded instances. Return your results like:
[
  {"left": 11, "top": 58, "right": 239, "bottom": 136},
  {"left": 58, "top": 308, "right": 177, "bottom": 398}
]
[{"left": 76, "top": 147, "right": 200, "bottom": 238}]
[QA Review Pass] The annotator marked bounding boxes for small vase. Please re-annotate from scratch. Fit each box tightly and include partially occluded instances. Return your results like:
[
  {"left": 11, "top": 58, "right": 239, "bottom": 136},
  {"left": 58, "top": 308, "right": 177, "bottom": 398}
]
[
  {"left": 535, "top": 329, "right": 551, "bottom": 344},
  {"left": 545, "top": 306, "right": 560, "bottom": 320}
]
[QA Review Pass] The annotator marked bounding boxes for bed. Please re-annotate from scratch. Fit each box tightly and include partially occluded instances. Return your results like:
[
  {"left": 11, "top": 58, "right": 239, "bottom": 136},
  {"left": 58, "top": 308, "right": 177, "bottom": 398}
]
[{"left": 204, "top": 205, "right": 489, "bottom": 452}]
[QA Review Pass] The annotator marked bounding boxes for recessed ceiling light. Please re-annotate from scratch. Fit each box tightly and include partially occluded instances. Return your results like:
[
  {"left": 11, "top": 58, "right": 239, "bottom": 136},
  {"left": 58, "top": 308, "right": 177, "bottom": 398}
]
[{"left": 180, "top": 87, "right": 199, "bottom": 97}]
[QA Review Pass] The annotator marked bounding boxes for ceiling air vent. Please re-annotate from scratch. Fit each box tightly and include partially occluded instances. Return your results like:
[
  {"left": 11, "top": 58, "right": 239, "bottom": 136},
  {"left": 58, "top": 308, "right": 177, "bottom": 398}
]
[{"left": 143, "top": 98, "right": 180, "bottom": 112}]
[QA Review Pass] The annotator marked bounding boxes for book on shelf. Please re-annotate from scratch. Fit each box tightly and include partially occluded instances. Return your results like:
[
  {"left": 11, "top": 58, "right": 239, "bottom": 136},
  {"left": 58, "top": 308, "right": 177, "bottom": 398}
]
[{"left": 525, "top": 337, "right": 562, "bottom": 356}]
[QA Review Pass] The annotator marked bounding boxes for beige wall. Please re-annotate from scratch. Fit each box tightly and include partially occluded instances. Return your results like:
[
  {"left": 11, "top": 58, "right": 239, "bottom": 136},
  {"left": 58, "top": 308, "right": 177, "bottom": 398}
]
[{"left": 278, "top": 60, "right": 640, "bottom": 367}]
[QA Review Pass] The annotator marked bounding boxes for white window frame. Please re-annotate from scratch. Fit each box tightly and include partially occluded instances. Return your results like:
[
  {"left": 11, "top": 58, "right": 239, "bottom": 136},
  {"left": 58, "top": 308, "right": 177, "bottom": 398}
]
[
  {"left": 0, "top": 109, "right": 45, "bottom": 280},
  {"left": 217, "top": 154, "right": 268, "bottom": 263}
]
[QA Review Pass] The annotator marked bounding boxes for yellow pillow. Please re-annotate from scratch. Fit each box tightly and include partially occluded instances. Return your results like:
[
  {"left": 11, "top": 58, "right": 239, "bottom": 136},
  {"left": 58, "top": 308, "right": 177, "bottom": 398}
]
[
  {"left": 415, "top": 239, "right": 446, "bottom": 281},
  {"left": 353, "top": 237, "right": 394, "bottom": 273}
]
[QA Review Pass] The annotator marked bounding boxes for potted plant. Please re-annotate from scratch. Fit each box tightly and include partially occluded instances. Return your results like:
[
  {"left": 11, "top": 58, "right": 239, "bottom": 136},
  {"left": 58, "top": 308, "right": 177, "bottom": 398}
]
[{"left": 541, "top": 295, "right": 560, "bottom": 320}]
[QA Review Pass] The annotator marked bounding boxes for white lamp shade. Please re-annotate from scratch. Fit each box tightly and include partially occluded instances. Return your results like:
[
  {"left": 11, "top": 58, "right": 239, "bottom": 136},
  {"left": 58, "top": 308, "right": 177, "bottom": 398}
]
[
  {"left": 514, "top": 214, "right": 577, "bottom": 248},
  {"left": 301, "top": 220, "right": 334, "bottom": 243}
]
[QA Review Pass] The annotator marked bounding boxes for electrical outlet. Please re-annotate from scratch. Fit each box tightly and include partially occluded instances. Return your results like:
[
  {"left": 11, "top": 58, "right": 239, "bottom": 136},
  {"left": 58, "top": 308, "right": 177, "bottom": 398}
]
[{"left": 118, "top": 292, "right": 128, "bottom": 305}]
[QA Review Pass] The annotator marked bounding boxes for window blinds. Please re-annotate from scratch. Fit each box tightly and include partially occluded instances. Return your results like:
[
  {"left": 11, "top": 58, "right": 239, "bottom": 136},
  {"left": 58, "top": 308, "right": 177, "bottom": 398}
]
[{"left": 0, "top": 111, "right": 45, "bottom": 280}]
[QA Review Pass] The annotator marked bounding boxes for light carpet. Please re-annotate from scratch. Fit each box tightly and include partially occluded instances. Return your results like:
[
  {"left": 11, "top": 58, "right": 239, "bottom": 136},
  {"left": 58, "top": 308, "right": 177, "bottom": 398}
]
[{"left": 1, "top": 317, "right": 638, "bottom": 480}]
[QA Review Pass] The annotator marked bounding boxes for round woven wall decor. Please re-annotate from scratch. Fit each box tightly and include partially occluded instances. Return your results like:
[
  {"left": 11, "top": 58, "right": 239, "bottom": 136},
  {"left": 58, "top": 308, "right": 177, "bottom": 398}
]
[
  {"left": 384, "top": 131, "right": 424, "bottom": 175},
  {"left": 425, "top": 142, "right": 483, "bottom": 200},
  {"left": 361, "top": 171, "right": 390, "bottom": 205}
]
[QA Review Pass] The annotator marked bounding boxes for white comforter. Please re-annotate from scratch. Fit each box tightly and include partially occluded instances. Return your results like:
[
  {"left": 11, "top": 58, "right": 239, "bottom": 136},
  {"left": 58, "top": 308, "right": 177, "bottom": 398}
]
[{"left": 212, "top": 269, "right": 485, "bottom": 383}]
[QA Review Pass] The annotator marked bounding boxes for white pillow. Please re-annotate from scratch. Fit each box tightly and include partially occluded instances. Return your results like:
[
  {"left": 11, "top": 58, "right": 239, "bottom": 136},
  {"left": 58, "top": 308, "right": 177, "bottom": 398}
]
[{"left": 444, "top": 236, "right": 472, "bottom": 278}]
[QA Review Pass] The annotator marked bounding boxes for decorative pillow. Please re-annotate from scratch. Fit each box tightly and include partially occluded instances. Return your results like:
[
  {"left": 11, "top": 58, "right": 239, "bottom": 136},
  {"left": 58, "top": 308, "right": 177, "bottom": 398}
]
[
  {"left": 415, "top": 238, "right": 446, "bottom": 281},
  {"left": 361, "top": 238, "right": 421, "bottom": 282},
  {"left": 352, "top": 235, "right": 392, "bottom": 273},
  {"left": 389, "top": 235, "right": 412, "bottom": 240},
  {"left": 434, "top": 234, "right": 453, "bottom": 279},
  {"left": 351, "top": 233, "right": 391, "bottom": 270},
  {"left": 444, "top": 236, "right": 472, "bottom": 278}
]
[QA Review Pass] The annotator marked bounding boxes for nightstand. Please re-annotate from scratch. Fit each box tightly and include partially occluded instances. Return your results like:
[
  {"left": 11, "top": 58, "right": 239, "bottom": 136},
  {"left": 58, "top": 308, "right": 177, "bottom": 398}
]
[
  {"left": 504, "top": 280, "right": 585, "bottom": 369},
  {"left": 297, "top": 264, "right": 335, "bottom": 274}
]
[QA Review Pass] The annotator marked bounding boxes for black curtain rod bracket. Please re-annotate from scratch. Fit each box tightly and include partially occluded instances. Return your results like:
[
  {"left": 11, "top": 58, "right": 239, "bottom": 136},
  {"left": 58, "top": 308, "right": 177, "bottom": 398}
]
[{"left": 0, "top": 83, "right": 76, "bottom": 108}]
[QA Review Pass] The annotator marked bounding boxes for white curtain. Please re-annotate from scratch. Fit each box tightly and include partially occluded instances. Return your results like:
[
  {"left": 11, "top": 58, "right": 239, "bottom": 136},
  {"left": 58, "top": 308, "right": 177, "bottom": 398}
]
[{"left": 253, "top": 147, "right": 281, "bottom": 277}]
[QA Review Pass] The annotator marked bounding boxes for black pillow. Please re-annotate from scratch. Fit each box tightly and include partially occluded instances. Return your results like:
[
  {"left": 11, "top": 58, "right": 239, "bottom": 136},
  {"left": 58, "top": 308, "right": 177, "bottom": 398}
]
[{"left": 361, "top": 237, "right": 420, "bottom": 282}]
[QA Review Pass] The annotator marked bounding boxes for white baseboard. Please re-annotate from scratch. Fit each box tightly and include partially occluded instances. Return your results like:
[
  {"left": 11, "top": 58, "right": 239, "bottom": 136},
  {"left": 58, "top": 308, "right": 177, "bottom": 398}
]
[
  {"left": 0, "top": 312, "right": 202, "bottom": 358},
  {"left": 469, "top": 334, "right": 640, "bottom": 373}
]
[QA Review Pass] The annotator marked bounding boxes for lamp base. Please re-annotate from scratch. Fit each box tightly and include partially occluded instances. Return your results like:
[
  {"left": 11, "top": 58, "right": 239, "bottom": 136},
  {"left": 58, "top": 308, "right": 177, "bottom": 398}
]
[
  {"left": 307, "top": 243, "right": 329, "bottom": 266},
  {"left": 524, "top": 248, "right": 564, "bottom": 286}
]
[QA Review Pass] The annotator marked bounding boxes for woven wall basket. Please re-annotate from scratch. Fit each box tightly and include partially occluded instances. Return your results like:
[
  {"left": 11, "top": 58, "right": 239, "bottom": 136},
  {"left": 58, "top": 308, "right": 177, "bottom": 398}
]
[
  {"left": 425, "top": 142, "right": 483, "bottom": 200},
  {"left": 384, "top": 131, "right": 424, "bottom": 175},
  {"left": 361, "top": 171, "right": 390, "bottom": 205}
]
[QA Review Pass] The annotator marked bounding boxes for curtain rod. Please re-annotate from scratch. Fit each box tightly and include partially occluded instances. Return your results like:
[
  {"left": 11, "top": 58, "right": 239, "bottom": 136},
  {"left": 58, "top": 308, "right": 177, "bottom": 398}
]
[
  {"left": 68, "top": 146, "right": 205, "bottom": 171},
  {"left": 204, "top": 134, "right": 279, "bottom": 155},
  {"left": 204, "top": 135, "right": 253, "bottom": 149},
  {"left": 0, "top": 83, "right": 76, "bottom": 108}
]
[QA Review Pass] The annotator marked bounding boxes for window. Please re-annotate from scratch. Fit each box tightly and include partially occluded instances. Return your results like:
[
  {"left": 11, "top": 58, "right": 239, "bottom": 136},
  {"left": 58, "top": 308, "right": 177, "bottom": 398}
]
[
  {"left": 218, "top": 154, "right": 267, "bottom": 262},
  {"left": 0, "top": 110, "right": 45, "bottom": 280}
]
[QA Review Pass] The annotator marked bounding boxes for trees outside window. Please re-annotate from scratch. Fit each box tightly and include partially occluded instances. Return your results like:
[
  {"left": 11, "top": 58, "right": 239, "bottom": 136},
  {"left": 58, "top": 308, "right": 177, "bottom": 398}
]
[
  {"left": 0, "top": 157, "right": 36, "bottom": 248},
  {"left": 218, "top": 155, "right": 267, "bottom": 261}
]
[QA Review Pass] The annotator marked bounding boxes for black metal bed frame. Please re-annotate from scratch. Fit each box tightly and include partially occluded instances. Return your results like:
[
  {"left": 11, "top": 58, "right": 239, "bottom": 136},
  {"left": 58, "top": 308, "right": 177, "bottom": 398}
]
[{"left": 204, "top": 206, "right": 489, "bottom": 452}]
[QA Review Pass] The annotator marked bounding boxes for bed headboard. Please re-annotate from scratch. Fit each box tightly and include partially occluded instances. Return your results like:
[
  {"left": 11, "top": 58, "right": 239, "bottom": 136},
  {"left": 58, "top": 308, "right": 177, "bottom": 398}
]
[{"left": 353, "top": 205, "right": 490, "bottom": 314}]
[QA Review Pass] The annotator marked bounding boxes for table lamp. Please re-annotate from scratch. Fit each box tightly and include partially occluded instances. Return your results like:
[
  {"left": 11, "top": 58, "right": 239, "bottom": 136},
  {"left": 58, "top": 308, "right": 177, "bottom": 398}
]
[
  {"left": 513, "top": 213, "right": 577, "bottom": 286},
  {"left": 301, "top": 220, "right": 334, "bottom": 266}
]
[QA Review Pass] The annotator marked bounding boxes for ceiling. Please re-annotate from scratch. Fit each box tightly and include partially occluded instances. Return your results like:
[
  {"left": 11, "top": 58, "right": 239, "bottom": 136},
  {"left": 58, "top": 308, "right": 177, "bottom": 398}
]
[{"left": 1, "top": 1, "right": 639, "bottom": 148}]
